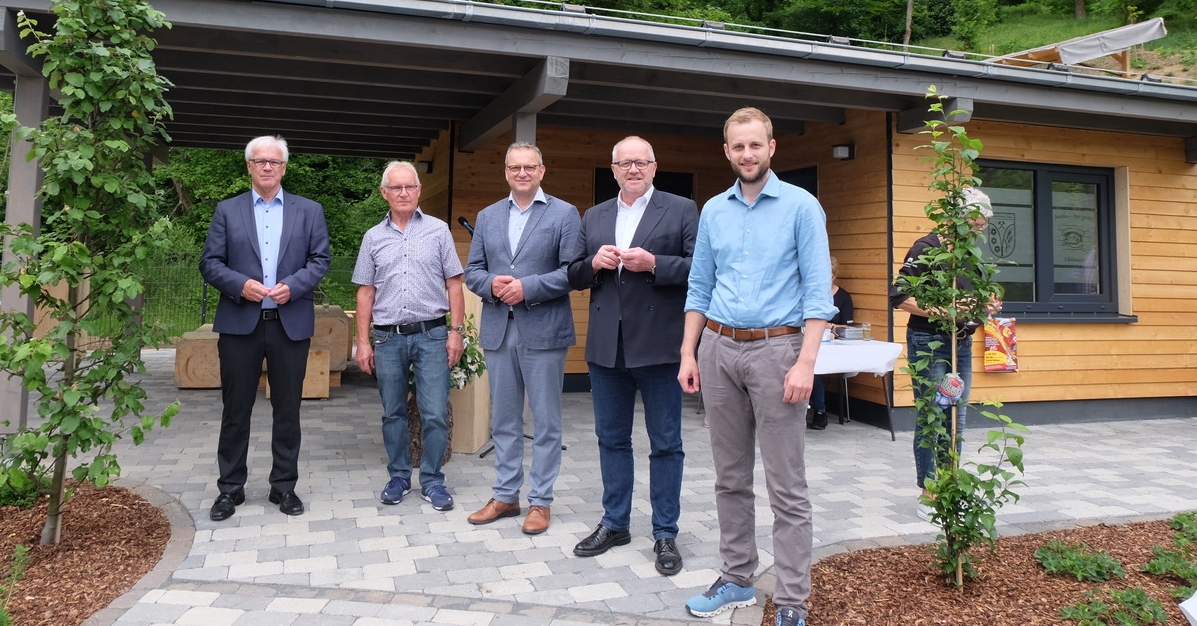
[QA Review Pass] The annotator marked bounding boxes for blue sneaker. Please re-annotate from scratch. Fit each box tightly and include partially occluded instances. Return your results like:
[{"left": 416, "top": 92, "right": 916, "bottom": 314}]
[
  {"left": 685, "top": 576, "right": 756, "bottom": 617},
  {"left": 776, "top": 606, "right": 805, "bottom": 626},
  {"left": 421, "top": 484, "right": 454, "bottom": 511},
  {"left": 380, "top": 476, "right": 410, "bottom": 505}
]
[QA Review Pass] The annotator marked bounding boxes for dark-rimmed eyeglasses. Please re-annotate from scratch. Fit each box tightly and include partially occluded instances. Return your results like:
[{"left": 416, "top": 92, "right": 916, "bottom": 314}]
[
  {"left": 248, "top": 158, "right": 285, "bottom": 168},
  {"left": 612, "top": 160, "right": 655, "bottom": 171},
  {"left": 383, "top": 184, "right": 421, "bottom": 194},
  {"left": 505, "top": 164, "right": 542, "bottom": 174}
]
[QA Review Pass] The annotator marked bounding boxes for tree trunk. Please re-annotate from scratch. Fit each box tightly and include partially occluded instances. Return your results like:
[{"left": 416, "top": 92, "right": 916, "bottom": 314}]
[
  {"left": 41, "top": 282, "right": 80, "bottom": 546},
  {"left": 1075, "top": 0, "right": 1086, "bottom": 18},
  {"left": 904, "top": 0, "right": 914, "bottom": 47}
]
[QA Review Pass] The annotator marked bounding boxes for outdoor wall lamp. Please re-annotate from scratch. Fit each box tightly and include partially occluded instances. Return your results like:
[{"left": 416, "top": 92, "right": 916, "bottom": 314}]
[
  {"left": 832, "top": 143, "right": 855, "bottom": 161},
  {"left": 416, "top": 160, "right": 433, "bottom": 173}
]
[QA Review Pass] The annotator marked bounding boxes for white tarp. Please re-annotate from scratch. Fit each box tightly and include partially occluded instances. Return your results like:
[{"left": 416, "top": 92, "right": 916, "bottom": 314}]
[{"left": 994, "top": 17, "right": 1167, "bottom": 66}]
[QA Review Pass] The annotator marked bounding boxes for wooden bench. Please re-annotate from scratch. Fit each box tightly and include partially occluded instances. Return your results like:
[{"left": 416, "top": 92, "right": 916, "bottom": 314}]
[{"left": 174, "top": 305, "right": 353, "bottom": 399}]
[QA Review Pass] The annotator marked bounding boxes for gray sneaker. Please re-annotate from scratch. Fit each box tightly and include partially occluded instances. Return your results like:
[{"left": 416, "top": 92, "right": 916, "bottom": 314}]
[{"left": 775, "top": 606, "right": 805, "bottom": 626}]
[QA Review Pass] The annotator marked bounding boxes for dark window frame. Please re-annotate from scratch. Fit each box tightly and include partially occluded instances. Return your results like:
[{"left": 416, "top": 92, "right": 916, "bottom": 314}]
[{"left": 977, "top": 160, "right": 1123, "bottom": 319}]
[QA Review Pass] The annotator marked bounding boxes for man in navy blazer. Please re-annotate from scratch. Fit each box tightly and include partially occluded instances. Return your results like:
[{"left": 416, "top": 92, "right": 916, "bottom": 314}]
[
  {"left": 199, "top": 135, "right": 331, "bottom": 521},
  {"left": 464, "top": 142, "right": 579, "bottom": 535},
  {"left": 566, "top": 136, "right": 697, "bottom": 575}
]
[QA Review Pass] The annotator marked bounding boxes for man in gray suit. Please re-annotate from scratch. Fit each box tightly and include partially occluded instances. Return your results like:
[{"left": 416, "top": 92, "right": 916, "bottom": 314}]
[
  {"left": 464, "top": 141, "right": 580, "bottom": 535},
  {"left": 200, "top": 135, "right": 331, "bottom": 521},
  {"left": 567, "top": 136, "right": 697, "bottom": 575}
]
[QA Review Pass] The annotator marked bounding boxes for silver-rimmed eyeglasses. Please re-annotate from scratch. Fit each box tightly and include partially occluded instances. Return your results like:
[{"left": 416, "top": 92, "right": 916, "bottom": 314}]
[
  {"left": 249, "top": 158, "right": 285, "bottom": 168},
  {"left": 613, "top": 160, "right": 655, "bottom": 171},
  {"left": 383, "top": 184, "right": 421, "bottom": 194},
  {"left": 505, "top": 164, "right": 542, "bottom": 174}
]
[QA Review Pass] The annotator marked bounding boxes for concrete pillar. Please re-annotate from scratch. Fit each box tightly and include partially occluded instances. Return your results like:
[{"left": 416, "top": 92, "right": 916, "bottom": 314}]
[
  {"left": 512, "top": 112, "right": 537, "bottom": 145},
  {"left": 1, "top": 73, "right": 48, "bottom": 433}
]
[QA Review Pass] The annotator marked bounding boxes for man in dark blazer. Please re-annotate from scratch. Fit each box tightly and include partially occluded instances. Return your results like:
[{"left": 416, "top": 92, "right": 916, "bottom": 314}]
[
  {"left": 464, "top": 142, "right": 579, "bottom": 535},
  {"left": 199, "top": 135, "right": 331, "bottom": 521},
  {"left": 566, "top": 136, "right": 698, "bottom": 575}
]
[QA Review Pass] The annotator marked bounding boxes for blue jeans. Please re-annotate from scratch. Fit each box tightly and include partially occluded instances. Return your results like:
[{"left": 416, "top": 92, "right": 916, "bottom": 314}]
[
  {"left": 907, "top": 328, "right": 972, "bottom": 490},
  {"left": 373, "top": 325, "right": 450, "bottom": 488},
  {"left": 810, "top": 374, "right": 826, "bottom": 413},
  {"left": 589, "top": 346, "right": 684, "bottom": 540}
]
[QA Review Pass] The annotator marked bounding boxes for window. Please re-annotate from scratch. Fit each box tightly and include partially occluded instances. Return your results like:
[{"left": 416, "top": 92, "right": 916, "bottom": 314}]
[{"left": 976, "top": 160, "right": 1117, "bottom": 316}]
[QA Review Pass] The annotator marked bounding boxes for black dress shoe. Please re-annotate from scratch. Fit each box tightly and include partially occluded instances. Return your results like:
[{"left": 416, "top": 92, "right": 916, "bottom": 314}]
[
  {"left": 573, "top": 524, "right": 631, "bottom": 556},
  {"left": 210, "top": 490, "right": 245, "bottom": 521},
  {"left": 654, "top": 538, "right": 683, "bottom": 575},
  {"left": 808, "top": 411, "right": 828, "bottom": 430},
  {"left": 268, "top": 489, "right": 305, "bottom": 516}
]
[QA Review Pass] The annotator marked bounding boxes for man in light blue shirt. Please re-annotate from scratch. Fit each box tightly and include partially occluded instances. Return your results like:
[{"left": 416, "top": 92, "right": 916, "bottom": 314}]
[{"left": 678, "top": 108, "right": 835, "bottom": 626}]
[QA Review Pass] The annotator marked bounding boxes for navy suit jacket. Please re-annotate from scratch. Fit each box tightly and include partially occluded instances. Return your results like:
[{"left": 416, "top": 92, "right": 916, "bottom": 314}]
[
  {"left": 464, "top": 194, "right": 580, "bottom": 352},
  {"left": 567, "top": 190, "right": 698, "bottom": 369},
  {"left": 199, "top": 190, "right": 331, "bottom": 341}
]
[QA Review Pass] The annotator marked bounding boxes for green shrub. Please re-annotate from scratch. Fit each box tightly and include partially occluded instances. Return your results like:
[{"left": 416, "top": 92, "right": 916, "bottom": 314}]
[
  {"left": 0, "top": 545, "right": 30, "bottom": 626},
  {"left": 1035, "top": 539, "right": 1127, "bottom": 582}
]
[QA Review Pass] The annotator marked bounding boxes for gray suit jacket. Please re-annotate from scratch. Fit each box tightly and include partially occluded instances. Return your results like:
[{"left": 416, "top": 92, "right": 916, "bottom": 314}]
[
  {"left": 464, "top": 194, "right": 580, "bottom": 351},
  {"left": 199, "top": 190, "right": 331, "bottom": 341},
  {"left": 567, "top": 190, "right": 698, "bottom": 368}
]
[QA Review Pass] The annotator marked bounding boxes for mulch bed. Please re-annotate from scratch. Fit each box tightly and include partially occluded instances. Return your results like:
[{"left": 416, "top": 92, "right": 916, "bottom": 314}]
[
  {"left": 761, "top": 518, "right": 1190, "bottom": 625},
  {"left": 0, "top": 484, "right": 169, "bottom": 626}
]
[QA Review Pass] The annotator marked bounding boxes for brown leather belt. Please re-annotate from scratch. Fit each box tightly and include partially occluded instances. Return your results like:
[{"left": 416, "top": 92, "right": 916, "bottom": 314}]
[{"left": 706, "top": 320, "right": 801, "bottom": 341}]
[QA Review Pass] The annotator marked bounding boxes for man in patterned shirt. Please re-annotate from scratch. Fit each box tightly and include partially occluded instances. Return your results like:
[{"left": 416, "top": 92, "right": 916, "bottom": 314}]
[{"left": 353, "top": 161, "right": 465, "bottom": 512}]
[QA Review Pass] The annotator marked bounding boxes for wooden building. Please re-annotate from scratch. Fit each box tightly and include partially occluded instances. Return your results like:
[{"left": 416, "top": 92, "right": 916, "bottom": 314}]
[{"left": 3, "top": 0, "right": 1195, "bottom": 430}]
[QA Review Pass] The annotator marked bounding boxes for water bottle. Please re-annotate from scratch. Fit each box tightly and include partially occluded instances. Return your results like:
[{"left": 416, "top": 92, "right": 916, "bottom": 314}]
[
  {"left": 934, "top": 373, "right": 964, "bottom": 409},
  {"left": 861, "top": 322, "right": 872, "bottom": 341},
  {"left": 821, "top": 327, "right": 832, "bottom": 343}
]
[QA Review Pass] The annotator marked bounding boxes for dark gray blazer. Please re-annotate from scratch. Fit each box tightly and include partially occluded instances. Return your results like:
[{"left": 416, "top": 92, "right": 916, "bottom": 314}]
[
  {"left": 464, "top": 193, "right": 580, "bottom": 351},
  {"left": 199, "top": 190, "right": 331, "bottom": 341},
  {"left": 567, "top": 190, "right": 698, "bottom": 369}
]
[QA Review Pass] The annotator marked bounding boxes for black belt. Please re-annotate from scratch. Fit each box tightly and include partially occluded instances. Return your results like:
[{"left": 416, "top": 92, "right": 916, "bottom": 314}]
[
  {"left": 261, "top": 309, "right": 279, "bottom": 320},
  {"left": 375, "top": 317, "right": 446, "bottom": 335}
]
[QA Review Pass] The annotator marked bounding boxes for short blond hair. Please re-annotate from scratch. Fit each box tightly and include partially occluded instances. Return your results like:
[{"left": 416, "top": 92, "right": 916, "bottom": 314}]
[{"left": 723, "top": 107, "right": 773, "bottom": 143}]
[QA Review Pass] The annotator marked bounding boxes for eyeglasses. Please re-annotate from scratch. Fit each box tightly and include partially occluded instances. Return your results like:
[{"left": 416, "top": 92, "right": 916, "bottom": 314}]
[
  {"left": 612, "top": 160, "right": 655, "bottom": 171},
  {"left": 383, "top": 184, "right": 420, "bottom": 194},
  {"left": 505, "top": 164, "right": 542, "bottom": 174},
  {"left": 248, "top": 158, "right": 285, "bottom": 168}
]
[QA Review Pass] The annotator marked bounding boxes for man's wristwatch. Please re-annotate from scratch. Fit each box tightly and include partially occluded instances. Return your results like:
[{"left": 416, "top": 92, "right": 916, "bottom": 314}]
[{"left": 449, "top": 325, "right": 465, "bottom": 334}]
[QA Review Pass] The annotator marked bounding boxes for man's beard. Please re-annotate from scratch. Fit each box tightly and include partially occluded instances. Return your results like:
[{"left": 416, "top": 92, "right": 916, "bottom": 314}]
[{"left": 734, "top": 160, "right": 769, "bottom": 184}]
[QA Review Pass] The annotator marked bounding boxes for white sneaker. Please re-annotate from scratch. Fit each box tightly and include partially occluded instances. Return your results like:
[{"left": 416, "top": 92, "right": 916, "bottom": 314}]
[{"left": 916, "top": 503, "right": 933, "bottom": 522}]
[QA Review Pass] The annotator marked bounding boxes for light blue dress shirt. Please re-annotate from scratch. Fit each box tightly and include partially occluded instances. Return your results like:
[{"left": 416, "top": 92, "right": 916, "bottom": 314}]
[
  {"left": 252, "top": 189, "right": 285, "bottom": 310},
  {"left": 685, "top": 172, "right": 836, "bottom": 328}
]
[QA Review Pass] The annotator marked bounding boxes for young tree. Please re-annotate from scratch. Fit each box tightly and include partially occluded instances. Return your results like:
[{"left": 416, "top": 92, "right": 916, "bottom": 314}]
[
  {"left": 0, "top": 0, "right": 179, "bottom": 544},
  {"left": 899, "top": 86, "right": 1027, "bottom": 588}
]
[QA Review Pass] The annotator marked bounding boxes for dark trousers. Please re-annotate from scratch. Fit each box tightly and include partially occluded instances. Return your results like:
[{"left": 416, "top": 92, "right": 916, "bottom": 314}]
[{"left": 216, "top": 318, "right": 310, "bottom": 495}]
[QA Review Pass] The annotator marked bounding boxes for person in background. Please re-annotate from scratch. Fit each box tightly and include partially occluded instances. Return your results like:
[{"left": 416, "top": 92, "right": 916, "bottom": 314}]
[
  {"left": 807, "top": 256, "right": 854, "bottom": 431},
  {"left": 888, "top": 187, "right": 998, "bottom": 521},
  {"left": 200, "top": 135, "right": 331, "bottom": 521},
  {"left": 678, "top": 107, "right": 835, "bottom": 626},
  {"left": 463, "top": 142, "right": 580, "bottom": 535},
  {"left": 566, "top": 136, "right": 697, "bottom": 575},
  {"left": 352, "top": 161, "right": 464, "bottom": 512}
]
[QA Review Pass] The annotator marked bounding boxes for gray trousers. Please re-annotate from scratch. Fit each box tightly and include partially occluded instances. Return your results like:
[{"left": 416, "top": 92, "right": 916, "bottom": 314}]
[{"left": 698, "top": 327, "right": 812, "bottom": 615}]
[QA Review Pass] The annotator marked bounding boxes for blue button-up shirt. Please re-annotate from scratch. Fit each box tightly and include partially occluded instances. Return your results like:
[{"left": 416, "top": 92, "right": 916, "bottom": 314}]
[
  {"left": 252, "top": 189, "right": 285, "bottom": 310},
  {"left": 685, "top": 172, "right": 836, "bottom": 327}
]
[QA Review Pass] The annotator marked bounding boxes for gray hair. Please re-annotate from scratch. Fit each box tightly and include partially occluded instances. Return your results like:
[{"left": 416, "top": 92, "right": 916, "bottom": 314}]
[
  {"left": 961, "top": 187, "right": 993, "bottom": 219},
  {"left": 505, "top": 141, "right": 543, "bottom": 166},
  {"left": 381, "top": 161, "right": 421, "bottom": 188},
  {"left": 245, "top": 135, "right": 289, "bottom": 163},
  {"left": 611, "top": 136, "right": 656, "bottom": 163}
]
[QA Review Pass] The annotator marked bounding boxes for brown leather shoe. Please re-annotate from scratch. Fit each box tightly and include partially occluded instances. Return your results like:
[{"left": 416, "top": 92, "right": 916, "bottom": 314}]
[
  {"left": 468, "top": 498, "right": 520, "bottom": 525},
  {"left": 522, "top": 505, "right": 550, "bottom": 535}
]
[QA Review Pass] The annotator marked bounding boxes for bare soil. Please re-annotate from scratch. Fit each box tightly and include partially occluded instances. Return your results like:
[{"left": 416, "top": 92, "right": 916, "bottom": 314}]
[{"left": 0, "top": 488, "right": 1189, "bottom": 626}]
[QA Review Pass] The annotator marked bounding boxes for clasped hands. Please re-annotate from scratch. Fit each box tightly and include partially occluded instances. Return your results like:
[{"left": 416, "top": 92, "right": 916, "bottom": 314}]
[
  {"left": 592, "top": 244, "right": 655, "bottom": 273},
  {"left": 242, "top": 279, "right": 291, "bottom": 304}
]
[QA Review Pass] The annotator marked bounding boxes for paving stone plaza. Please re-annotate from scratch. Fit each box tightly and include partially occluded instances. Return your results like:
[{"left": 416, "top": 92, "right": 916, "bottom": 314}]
[{"left": 75, "top": 349, "right": 1197, "bottom": 626}]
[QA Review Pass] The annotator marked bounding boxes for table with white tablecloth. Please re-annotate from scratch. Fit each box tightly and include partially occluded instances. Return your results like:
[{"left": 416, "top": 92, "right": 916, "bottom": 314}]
[{"left": 814, "top": 339, "right": 903, "bottom": 440}]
